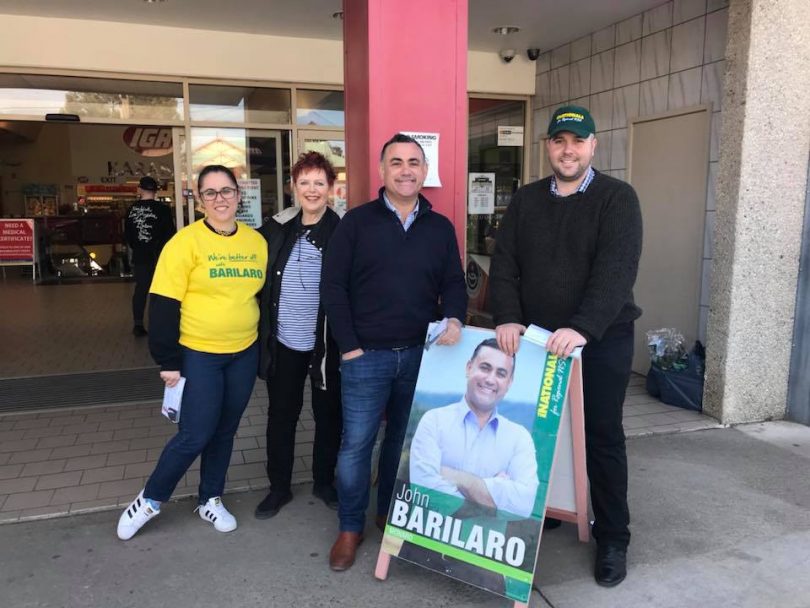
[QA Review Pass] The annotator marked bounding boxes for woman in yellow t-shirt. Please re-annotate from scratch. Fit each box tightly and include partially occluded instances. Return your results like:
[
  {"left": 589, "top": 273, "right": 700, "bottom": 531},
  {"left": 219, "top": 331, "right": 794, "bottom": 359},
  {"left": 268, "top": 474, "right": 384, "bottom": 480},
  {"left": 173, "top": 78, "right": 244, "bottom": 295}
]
[{"left": 117, "top": 165, "right": 267, "bottom": 541}]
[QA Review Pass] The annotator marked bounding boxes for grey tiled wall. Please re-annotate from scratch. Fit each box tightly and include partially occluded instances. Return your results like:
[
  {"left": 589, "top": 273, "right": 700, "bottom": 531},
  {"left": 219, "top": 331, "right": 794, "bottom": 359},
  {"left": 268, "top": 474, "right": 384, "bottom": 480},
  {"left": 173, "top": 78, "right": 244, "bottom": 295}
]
[{"left": 531, "top": 0, "right": 728, "bottom": 342}]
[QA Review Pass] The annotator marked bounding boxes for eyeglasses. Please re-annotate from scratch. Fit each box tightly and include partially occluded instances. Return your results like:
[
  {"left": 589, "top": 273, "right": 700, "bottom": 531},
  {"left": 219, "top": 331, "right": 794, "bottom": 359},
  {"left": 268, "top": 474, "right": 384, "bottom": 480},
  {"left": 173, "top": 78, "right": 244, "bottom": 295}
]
[{"left": 200, "top": 187, "right": 238, "bottom": 202}]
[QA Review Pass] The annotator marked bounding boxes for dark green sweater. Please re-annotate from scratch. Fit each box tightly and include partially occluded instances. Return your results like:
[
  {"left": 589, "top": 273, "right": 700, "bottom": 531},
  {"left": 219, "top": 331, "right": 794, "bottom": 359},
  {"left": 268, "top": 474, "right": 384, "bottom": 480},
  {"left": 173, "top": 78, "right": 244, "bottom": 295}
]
[{"left": 489, "top": 170, "right": 642, "bottom": 342}]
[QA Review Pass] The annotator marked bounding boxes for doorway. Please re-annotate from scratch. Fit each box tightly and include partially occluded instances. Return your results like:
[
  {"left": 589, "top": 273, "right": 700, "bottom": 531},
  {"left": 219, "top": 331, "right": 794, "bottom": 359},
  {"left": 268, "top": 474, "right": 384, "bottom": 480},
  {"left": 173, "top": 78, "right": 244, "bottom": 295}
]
[{"left": 628, "top": 106, "right": 711, "bottom": 373}]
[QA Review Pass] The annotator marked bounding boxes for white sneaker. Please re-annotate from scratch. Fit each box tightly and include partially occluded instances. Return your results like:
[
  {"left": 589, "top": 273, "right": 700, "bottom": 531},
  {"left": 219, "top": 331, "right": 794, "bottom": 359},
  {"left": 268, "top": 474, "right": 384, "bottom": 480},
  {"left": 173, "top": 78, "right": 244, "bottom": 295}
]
[
  {"left": 196, "top": 497, "right": 237, "bottom": 532},
  {"left": 117, "top": 490, "right": 160, "bottom": 540}
]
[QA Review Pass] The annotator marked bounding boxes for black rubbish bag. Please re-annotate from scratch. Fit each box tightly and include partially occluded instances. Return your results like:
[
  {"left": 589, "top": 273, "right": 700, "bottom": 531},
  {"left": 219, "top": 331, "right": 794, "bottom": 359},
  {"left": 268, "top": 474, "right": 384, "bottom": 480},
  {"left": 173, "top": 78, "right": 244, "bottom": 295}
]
[{"left": 645, "top": 341, "right": 705, "bottom": 412}]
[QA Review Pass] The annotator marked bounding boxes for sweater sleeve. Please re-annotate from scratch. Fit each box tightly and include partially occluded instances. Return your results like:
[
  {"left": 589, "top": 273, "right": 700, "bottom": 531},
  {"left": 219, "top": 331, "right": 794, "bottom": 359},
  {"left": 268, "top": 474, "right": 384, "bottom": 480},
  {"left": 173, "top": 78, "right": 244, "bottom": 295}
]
[
  {"left": 321, "top": 214, "right": 361, "bottom": 354},
  {"left": 567, "top": 183, "right": 643, "bottom": 340},
  {"left": 148, "top": 294, "right": 182, "bottom": 371},
  {"left": 488, "top": 193, "right": 525, "bottom": 326},
  {"left": 439, "top": 221, "right": 468, "bottom": 322}
]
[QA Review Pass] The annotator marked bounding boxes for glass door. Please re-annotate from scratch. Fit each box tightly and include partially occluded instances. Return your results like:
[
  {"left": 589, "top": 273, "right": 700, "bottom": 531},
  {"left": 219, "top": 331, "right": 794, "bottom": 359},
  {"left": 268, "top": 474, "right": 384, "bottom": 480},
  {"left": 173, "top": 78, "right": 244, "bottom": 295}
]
[{"left": 297, "top": 129, "right": 346, "bottom": 215}]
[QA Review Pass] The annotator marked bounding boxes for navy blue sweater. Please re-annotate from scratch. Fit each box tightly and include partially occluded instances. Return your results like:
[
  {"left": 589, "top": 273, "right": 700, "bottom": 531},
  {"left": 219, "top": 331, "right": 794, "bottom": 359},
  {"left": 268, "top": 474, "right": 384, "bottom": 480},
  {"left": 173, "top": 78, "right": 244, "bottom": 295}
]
[{"left": 322, "top": 189, "right": 467, "bottom": 353}]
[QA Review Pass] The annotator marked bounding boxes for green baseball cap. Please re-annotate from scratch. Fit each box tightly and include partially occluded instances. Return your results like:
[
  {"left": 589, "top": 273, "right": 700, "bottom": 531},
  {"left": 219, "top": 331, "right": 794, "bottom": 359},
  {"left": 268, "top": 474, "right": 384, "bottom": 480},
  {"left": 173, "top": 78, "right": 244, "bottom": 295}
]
[{"left": 547, "top": 105, "right": 596, "bottom": 138}]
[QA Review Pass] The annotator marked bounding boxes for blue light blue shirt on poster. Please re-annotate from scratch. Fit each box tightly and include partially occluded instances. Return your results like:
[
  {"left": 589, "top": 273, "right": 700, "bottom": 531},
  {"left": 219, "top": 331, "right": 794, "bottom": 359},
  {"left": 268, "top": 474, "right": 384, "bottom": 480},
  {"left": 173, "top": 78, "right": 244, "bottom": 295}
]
[{"left": 409, "top": 399, "right": 539, "bottom": 518}]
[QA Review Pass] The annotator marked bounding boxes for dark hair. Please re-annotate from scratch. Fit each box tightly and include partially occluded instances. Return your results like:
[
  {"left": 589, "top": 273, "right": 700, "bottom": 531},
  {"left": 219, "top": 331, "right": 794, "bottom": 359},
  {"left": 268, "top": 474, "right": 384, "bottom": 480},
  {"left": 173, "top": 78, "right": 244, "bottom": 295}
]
[
  {"left": 291, "top": 151, "right": 337, "bottom": 186},
  {"left": 470, "top": 338, "right": 516, "bottom": 375},
  {"left": 379, "top": 133, "right": 426, "bottom": 163},
  {"left": 197, "top": 164, "right": 238, "bottom": 193}
]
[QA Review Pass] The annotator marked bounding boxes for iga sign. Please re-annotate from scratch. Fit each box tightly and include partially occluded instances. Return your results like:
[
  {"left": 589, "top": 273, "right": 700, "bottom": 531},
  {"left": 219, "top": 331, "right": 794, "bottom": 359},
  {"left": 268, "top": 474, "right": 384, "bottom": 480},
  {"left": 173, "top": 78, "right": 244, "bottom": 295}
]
[
  {"left": 0, "top": 219, "right": 35, "bottom": 263},
  {"left": 123, "top": 127, "right": 173, "bottom": 157}
]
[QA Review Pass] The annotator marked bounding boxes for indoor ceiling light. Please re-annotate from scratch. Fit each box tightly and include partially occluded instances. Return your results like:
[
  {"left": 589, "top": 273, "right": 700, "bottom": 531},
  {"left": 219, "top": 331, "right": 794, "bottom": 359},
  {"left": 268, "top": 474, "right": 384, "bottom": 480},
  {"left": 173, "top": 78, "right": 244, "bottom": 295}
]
[{"left": 492, "top": 26, "right": 520, "bottom": 36}]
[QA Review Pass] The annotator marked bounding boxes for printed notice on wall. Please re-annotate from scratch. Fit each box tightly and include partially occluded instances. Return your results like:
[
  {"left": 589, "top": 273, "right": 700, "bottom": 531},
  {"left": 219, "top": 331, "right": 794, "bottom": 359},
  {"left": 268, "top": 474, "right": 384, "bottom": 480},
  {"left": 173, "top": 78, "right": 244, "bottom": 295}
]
[
  {"left": 497, "top": 126, "right": 524, "bottom": 147},
  {"left": 468, "top": 173, "right": 496, "bottom": 215},
  {"left": 402, "top": 131, "right": 441, "bottom": 187},
  {"left": 236, "top": 179, "right": 262, "bottom": 228}
]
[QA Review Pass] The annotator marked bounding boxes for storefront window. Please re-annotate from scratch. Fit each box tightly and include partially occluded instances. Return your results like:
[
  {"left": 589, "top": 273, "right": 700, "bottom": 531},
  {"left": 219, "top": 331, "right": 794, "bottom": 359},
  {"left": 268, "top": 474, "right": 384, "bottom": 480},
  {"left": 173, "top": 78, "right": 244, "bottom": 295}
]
[
  {"left": 296, "top": 89, "right": 344, "bottom": 127},
  {"left": 189, "top": 85, "right": 291, "bottom": 124},
  {"left": 0, "top": 74, "right": 183, "bottom": 122}
]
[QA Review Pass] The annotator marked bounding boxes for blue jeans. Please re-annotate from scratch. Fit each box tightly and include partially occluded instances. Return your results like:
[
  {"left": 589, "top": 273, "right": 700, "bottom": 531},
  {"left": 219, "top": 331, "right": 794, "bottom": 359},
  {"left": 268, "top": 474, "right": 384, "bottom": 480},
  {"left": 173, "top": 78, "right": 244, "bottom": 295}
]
[
  {"left": 336, "top": 346, "right": 422, "bottom": 533},
  {"left": 144, "top": 341, "right": 258, "bottom": 504}
]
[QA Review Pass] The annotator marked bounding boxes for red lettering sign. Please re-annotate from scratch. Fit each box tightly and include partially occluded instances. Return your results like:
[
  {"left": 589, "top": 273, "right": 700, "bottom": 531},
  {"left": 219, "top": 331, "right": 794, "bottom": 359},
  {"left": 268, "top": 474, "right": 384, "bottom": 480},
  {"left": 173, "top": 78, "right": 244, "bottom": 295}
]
[
  {"left": 123, "top": 127, "right": 173, "bottom": 157},
  {"left": 0, "top": 219, "right": 34, "bottom": 262}
]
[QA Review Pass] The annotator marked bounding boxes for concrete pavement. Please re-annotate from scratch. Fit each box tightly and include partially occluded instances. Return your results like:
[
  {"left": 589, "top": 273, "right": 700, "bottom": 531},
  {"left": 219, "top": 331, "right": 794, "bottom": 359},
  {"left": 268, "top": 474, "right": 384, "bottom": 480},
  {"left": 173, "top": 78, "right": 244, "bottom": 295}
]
[{"left": 2, "top": 421, "right": 809, "bottom": 608}]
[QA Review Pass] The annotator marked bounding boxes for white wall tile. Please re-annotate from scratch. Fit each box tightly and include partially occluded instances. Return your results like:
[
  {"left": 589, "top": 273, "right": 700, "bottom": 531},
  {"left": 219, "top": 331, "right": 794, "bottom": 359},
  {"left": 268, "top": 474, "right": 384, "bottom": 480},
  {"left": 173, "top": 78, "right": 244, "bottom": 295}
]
[
  {"left": 592, "top": 24, "right": 616, "bottom": 54},
  {"left": 701, "top": 60, "right": 724, "bottom": 112},
  {"left": 591, "top": 49, "right": 615, "bottom": 93},
  {"left": 593, "top": 130, "right": 612, "bottom": 170},
  {"left": 698, "top": 305, "right": 709, "bottom": 343},
  {"left": 709, "top": 111, "right": 720, "bottom": 161},
  {"left": 668, "top": 66, "right": 702, "bottom": 109},
  {"left": 640, "top": 76, "right": 669, "bottom": 116},
  {"left": 552, "top": 44, "right": 571, "bottom": 68},
  {"left": 613, "top": 84, "right": 640, "bottom": 129},
  {"left": 700, "top": 259, "right": 712, "bottom": 306},
  {"left": 589, "top": 91, "right": 614, "bottom": 133},
  {"left": 674, "top": 0, "right": 706, "bottom": 24},
  {"left": 612, "top": 169, "right": 627, "bottom": 182},
  {"left": 569, "top": 58, "right": 591, "bottom": 99},
  {"left": 641, "top": 29, "right": 671, "bottom": 80},
  {"left": 549, "top": 66, "right": 570, "bottom": 105},
  {"left": 614, "top": 40, "right": 642, "bottom": 88},
  {"left": 533, "top": 107, "right": 551, "bottom": 142},
  {"left": 610, "top": 128, "right": 628, "bottom": 170},
  {"left": 616, "top": 14, "right": 643, "bottom": 45},
  {"left": 703, "top": 210, "right": 716, "bottom": 258},
  {"left": 707, "top": 0, "right": 728, "bottom": 11},
  {"left": 571, "top": 35, "right": 591, "bottom": 61},
  {"left": 671, "top": 16, "right": 706, "bottom": 71},
  {"left": 571, "top": 96, "right": 589, "bottom": 109},
  {"left": 704, "top": 8, "right": 728, "bottom": 63},
  {"left": 536, "top": 52, "right": 551, "bottom": 74},
  {"left": 535, "top": 72, "right": 552, "bottom": 107},
  {"left": 706, "top": 161, "right": 718, "bottom": 211},
  {"left": 643, "top": 2, "right": 673, "bottom": 36}
]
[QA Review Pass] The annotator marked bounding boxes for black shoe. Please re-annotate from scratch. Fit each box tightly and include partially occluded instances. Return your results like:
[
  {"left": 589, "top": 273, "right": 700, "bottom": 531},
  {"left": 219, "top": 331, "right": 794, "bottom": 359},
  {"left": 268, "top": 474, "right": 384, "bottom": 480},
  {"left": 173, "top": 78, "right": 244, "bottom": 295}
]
[
  {"left": 594, "top": 544, "right": 627, "bottom": 587},
  {"left": 312, "top": 483, "right": 339, "bottom": 510},
  {"left": 254, "top": 490, "right": 292, "bottom": 519},
  {"left": 543, "top": 517, "right": 562, "bottom": 530},
  {"left": 132, "top": 325, "right": 148, "bottom": 337}
]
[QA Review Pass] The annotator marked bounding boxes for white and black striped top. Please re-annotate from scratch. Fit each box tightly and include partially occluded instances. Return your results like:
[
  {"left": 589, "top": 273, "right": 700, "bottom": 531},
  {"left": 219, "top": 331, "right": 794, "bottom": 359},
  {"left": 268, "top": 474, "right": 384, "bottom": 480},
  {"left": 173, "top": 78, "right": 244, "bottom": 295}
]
[{"left": 277, "top": 232, "right": 322, "bottom": 352}]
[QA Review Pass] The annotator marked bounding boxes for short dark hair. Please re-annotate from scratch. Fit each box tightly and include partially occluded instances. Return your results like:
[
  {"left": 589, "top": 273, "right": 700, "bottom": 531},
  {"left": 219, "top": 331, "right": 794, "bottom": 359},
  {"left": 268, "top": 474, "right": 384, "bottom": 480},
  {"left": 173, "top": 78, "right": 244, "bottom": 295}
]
[
  {"left": 291, "top": 151, "right": 337, "bottom": 186},
  {"left": 197, "top": 164, "right": 238, "bottom": 193},
  {"left": 379, "top": 133, "right": 426, "bottom": 163},
  {"left": 470, "top": 338, "right": 516, "bottom": 376}
]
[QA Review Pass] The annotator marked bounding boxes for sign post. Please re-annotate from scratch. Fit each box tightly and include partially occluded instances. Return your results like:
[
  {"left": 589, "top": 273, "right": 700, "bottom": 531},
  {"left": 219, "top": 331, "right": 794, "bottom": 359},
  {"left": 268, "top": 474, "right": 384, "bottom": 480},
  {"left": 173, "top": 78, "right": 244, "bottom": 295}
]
[
  {"left": 374, "top": 324, "right": 589, "bottom": 606},
  {"left": 0, "top": 219, "right": 37, "bottom": 283}
]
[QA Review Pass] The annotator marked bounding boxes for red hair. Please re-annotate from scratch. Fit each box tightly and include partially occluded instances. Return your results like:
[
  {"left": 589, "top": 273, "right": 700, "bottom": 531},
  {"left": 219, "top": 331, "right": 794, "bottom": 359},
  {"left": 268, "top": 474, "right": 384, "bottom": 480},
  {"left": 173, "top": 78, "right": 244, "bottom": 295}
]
[{"left": 291, "top": 151, "right": 337, "bottom": 186}]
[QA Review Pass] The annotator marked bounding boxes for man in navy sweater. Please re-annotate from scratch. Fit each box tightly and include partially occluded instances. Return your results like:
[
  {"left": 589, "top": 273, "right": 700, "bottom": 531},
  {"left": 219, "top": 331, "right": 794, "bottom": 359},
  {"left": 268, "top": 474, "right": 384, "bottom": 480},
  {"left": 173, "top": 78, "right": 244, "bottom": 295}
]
[
  {"left": 490, "top": 106, "right": 642, "bottom": 587},
  {"left": 322, "top": 133, "right": 467, "bottom": 571}
]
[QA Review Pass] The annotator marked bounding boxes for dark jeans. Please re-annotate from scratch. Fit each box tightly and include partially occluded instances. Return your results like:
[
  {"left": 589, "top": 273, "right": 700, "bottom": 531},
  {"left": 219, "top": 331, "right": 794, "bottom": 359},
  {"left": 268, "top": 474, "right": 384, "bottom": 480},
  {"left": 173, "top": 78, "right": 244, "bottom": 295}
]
[
  {"left": 144, "top": 341, "right": 258, "bottom": 504},
  {"left": 265, "top": 341, "right": 342, "bottom": 491},
  {"left": 336, "top": 346, "right": 422, "bottom": 533},
  {"left": 582, "top": 321, "right": 634, "bottom": 548},
  {"left": 132, "top": 262, "right": 155, "bottom": 325}
]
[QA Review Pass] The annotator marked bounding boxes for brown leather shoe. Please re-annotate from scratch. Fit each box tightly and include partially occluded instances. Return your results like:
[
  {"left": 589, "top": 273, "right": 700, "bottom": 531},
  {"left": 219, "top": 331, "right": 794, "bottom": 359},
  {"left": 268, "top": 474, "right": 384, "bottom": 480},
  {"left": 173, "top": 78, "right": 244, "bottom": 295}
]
[
  {"left": 329, "top": 532, "right": 364, "bottom": 571},
  {"left": 375, "top": 514, "right": 386, "bottom": 533}
]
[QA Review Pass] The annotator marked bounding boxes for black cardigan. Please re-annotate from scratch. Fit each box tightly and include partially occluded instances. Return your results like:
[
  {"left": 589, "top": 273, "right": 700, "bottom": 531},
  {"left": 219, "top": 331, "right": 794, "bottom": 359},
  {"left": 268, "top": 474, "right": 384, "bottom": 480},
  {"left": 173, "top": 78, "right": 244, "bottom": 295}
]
[{"left": 257, "top": 207, "right": 341, "bottom": 389}]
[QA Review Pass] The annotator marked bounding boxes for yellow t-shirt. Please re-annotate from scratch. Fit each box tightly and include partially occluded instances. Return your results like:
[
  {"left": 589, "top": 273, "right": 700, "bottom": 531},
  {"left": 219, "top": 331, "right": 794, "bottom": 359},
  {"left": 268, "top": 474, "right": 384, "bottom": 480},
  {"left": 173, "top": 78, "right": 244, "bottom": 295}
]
[{"left": 150, "top": 220, "right": 268, "bottom": 354}]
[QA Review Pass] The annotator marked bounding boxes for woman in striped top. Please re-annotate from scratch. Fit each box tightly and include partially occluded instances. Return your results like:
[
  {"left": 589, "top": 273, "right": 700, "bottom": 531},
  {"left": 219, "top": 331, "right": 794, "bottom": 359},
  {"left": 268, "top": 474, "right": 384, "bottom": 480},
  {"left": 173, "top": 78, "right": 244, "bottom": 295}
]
[{"left": 255, "top": 151, "right": 343, "bottom": 519}]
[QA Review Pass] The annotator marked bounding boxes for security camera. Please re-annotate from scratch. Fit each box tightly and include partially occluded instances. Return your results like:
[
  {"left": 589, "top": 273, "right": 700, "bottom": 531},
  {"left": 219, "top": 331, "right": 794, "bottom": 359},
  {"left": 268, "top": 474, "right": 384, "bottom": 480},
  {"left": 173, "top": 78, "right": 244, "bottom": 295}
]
[
  {"left": 527, "top": 48, "right": 541, "bottom": 61},
  {"left": 499, "top": 49, "right": 516, "bottom": 63}
]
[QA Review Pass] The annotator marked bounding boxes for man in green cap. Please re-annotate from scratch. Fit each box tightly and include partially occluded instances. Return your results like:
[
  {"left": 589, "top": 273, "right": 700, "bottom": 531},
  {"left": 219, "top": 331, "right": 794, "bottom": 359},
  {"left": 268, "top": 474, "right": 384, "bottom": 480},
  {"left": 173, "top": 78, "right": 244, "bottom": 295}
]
[{"left": 489, "top": 104, "right": 643, "bottom": 587}]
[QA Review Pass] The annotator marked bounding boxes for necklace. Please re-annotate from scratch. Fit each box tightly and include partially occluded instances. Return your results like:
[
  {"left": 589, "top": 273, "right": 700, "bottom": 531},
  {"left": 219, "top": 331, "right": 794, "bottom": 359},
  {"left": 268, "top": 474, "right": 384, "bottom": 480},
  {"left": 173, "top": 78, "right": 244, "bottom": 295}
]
[{"left": 205, "top": 220, "right": 237, "bottom": 236}]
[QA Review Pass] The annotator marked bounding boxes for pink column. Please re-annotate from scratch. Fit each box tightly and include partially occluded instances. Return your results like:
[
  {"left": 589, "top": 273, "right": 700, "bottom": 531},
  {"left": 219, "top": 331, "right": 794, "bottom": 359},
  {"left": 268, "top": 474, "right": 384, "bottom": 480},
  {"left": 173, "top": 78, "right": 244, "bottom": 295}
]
[{"left": 343, "top": 0, "right": 468, "bottom": 250}]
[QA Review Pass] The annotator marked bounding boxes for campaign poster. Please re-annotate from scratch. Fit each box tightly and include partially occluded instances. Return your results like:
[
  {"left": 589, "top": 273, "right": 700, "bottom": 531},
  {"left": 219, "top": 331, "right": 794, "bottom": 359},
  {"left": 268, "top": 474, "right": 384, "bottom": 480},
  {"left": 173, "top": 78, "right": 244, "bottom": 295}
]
[
  {"left": 380, "top": 324, "right": 571, "bottom": 603},
  {"left": 236, "top": 179, "right": 262, "bottom": 228}
]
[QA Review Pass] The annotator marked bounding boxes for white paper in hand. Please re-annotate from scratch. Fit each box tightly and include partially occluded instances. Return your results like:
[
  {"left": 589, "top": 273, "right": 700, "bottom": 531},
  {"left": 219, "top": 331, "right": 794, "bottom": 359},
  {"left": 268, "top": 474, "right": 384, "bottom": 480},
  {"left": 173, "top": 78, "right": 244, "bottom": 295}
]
[
  {"left": 161, "top": 377, "right": 186, "bottom": 424},
  {"left": 523, "top": 324, "right": 583, "bottom": 359}
]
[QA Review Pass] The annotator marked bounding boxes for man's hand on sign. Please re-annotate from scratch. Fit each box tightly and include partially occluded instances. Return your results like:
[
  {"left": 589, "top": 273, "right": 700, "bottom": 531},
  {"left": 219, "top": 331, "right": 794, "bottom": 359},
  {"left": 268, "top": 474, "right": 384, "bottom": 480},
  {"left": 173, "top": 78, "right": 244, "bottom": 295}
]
[
  {"left": 436, "top": 318, "right": 462, "bottom": 346},
  {"left": 546, "top": 327, "right": 586, "bottom": 359},
  {"left": 495, "top": 323, "right": 526, "bottom": 356}
]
